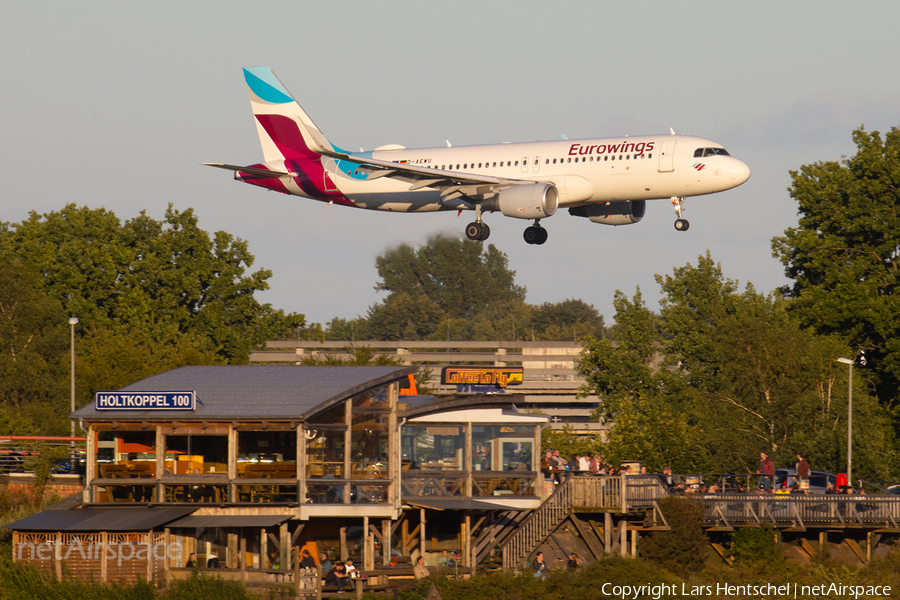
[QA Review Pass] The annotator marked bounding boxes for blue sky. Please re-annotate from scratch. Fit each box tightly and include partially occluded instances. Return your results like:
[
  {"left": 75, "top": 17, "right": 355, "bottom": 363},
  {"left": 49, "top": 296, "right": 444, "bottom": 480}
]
[{"left": 3, "top": 2, "right": 899, "bottom": 328}]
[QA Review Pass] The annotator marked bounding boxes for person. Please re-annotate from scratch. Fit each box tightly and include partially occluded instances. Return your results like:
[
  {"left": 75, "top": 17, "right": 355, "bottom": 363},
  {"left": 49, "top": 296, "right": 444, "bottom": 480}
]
[
  {"left": 776, "top": 481, "right": 791, "bottom": 495},
  {"left": 589, "top": 455, "right": 599, "bottom": 473},
  {"left": 825, "top": 483, "right": 837, "bottom": 494},
  {"left": 567, "top": 553, "right": 579, "bottom": 570},
  {"left": 319, "top": 552, "right": 333, "bottom": 572},
  {"left": 325, "top": 562, "right": 349, "bottom": 590},
  {"left": 206, "top": 551, "right": 221, "bottom": 569},
  {"left": 578, "top": 454, "right": 590, "bottom": 472},
  {"left": 532, "top": 551, "right": 547, "bottom": 578},
  {"left": 659, "top": 466, "right": 677, "bottom": 491},
  {"left": 540, "top": 451, "right": 552, "bottom": 477},
  {"left": 790, "top": 482, "right": 806, "bottom": 495},
  {"left": 758, "top": 452, "right": 774, "bottom": 490},
  {"left": 344, "top": 558, "right": 358, "bottom": 577},
  {"left": 185, "top": 552, "right": 196, "bottom": 568},
  {"left": 796, "top": 452, "right": 810, "bottom": 483},
  {"left": 300, "top": 548, "right": 316, "bottom": 568},
  {"left": 413, "top": 556, "right": 429, "bottom": 580}
]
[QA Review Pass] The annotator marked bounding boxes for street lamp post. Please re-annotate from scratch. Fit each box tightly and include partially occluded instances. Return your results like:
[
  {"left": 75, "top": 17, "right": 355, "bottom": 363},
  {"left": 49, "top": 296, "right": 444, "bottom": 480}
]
[
  {"left": 837, "top": 357, "right": 853, "bottom": 488},
  {"left": 69, "top": 318, "right": 79, "bottom": 452}
]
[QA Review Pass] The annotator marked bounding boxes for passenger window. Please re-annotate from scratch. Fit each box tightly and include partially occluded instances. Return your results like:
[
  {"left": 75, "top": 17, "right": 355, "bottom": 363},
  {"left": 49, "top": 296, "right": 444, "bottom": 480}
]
[
  {"left": 545, "top": 159, "right": 549, "bottom": 164},
  {"left": 648, "top": 154, "right": 652, "bottom": 159},
  {"left": 478, "top": 163, "right": 482, "bottom": 168},
  {"left": 567, "top": 158, "right": 571, "bottom": 163},
  {"left": 611, "top": 156, "right": 615, "bottom": 161},
  {"left": 492, "top": 162, "right": 497, "bottom": 167},
  {"left": 589, "top": 156, "right": 594, "bottom": 162},
  {"left": 515, "top": 161, "right": 519, "bottom": 166},
  {"left": 604, "top": 156, "right": 608, "bottom": 161},
  {"left": 456, "top": 164, "right": 460, "bottom": 170}
]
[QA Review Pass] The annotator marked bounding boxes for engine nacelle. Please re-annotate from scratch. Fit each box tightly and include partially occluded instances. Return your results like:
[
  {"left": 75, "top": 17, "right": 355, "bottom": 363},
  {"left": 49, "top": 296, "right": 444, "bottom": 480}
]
[
  {"left": 482, "top": 183, "right": 558, "bottom": 220},
  {"left": 568, "top": 200, "right": 645, "bottom": 226}
]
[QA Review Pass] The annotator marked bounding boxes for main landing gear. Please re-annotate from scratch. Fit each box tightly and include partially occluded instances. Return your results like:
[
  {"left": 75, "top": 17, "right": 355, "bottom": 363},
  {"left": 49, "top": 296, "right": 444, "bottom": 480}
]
[
  {"left": 524, "top": 221, "right": 548, "bottom": 245},
  {"left": 465, "top": 221, "right": 491, "bottom": 241},
  {"left": 671, "top": 196, "right": 690, "bottom": 231},
  {"left": 465, "top": 203, "right": 491, "bottom": 241}
]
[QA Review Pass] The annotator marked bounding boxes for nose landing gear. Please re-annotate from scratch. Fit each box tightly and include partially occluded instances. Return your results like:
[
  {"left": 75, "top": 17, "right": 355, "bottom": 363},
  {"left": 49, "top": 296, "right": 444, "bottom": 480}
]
[
  {"left": 524, "top": 220, "right": 548, "bottom": 245},
  {"left": 671, "top": 196, "right": 690, "bottom": 231}
]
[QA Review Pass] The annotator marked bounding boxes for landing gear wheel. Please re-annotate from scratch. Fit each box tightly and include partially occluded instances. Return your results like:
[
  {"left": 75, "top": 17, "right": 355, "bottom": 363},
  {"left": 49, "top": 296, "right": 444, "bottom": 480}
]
[
  {"left": 478, "top": 223, "right": 491, "bottom": 241},
  {"left": 674, "top": 219, "right": 690, "bottom": 231},
  {"left": 524, "top": 226, "right": 547, "bottom": 245},
  {"left": 465, "top": 222, "right": 483, "bottom": 241}
]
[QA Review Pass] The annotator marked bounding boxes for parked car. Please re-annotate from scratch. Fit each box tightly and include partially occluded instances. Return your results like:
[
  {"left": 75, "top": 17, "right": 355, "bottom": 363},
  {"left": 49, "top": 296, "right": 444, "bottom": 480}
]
[{"left": 774, "top": 468, "right": 836, "bottom": 494}]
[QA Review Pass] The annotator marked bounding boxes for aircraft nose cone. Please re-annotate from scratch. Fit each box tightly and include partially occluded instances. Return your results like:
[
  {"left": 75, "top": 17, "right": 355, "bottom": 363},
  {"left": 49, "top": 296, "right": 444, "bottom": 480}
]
[{"left": 732, "top": 159, "right": 751, "bottom": 185}]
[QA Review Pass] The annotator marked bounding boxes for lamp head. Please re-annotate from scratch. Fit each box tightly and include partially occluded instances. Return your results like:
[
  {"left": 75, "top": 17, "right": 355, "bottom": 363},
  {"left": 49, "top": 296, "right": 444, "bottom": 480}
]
[
  {"left": 69, "top": 317, "right": 79, "bottom": 326},
  {"left": 837, "top": 357, "right": 852, "bottom": 365}
]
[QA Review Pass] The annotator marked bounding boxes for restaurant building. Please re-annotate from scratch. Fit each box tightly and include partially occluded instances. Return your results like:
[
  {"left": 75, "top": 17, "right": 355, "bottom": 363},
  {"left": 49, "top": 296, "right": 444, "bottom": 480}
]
[{"left": 8, "top": 365, "right": 547, "bottom": 584}]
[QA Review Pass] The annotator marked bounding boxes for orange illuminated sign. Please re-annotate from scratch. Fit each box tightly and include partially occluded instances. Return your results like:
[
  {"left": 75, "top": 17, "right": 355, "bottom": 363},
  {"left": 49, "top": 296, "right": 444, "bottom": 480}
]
[{"left": 441, "top": 367, "right": 524, "bottom": 388}]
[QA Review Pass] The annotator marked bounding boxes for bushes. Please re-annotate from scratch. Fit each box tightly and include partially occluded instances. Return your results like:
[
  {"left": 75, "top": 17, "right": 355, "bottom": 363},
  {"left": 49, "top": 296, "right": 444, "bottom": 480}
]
[{"left": 640, "top": 496, "right": 708, "bottom": 577}]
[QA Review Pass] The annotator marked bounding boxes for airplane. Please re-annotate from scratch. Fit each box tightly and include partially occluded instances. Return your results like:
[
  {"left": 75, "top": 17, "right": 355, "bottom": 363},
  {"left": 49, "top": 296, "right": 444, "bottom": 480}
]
[{"left": 206, "top": 67, "right": 751, "bottom": 245}]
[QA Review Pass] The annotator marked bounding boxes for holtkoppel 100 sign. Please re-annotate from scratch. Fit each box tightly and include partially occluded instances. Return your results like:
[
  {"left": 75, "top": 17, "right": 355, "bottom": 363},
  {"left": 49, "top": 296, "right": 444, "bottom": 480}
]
[{"left": 95, "top": 391, "right": 196, "bottom": 411}]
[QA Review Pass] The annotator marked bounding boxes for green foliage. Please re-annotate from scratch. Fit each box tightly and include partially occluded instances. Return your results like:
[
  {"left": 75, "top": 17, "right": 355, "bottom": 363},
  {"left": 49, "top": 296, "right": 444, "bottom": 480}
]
[
  {"left": 0, "top": 204, "right": 305, "bottom": 365},
  {"left": 577, "top": 252, "right": 899, "bottom": 479},
  {"left": 375, "top": 232, "right": 525, "bottom": 322},
  {"left": 163, "top": 569, "right": 256, "bottom": 600},
  {"left": 0, "top": 263, "right": 69, "bottom": 434},
  {"left": 542, "top": 423, "right": 602, "bottom": 459},
  {"left": 0, "top": 553, "right": 155, "bottom": 600},
  {"left": 640, "top": 496, "right": 708, "bottom": 577},
  {"left": 0, "top": 204, "right": 305, "bottom": 429},
  {"left": 727, "top": 524, "right": 782, "bottom": 565},
  {"left": 772, "top": 126, "right": 900, "bottom": 402}
]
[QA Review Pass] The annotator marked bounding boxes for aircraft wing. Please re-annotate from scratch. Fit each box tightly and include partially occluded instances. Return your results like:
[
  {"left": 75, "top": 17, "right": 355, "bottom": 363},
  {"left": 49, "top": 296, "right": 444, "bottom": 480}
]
[{"left": 323, "top": 150, "right": 533, "bottom": 201}]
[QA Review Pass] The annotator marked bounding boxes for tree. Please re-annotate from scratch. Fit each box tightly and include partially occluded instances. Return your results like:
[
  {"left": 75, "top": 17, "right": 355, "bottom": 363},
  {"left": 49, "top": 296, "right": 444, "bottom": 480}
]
[
  {"left": 772, "top": 126, "right": 900, "bottom": 402},
  {"left": 374, "top": 232, "right": 525, "bottom": 320},
  {"left": 0, "top": 263, "right": 69, "bottom": 434},
  {"left": 0, "top": 204, "right": 304, "bottom": 364},
  {"left": 532, "top": 298, "right": 605, "bottom": 341}
]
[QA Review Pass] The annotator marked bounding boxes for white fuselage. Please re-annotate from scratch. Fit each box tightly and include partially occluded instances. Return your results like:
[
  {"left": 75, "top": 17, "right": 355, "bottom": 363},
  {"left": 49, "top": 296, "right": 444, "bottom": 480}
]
[{"left": 308, "top": 134, "right": 750, "bottom": 213}]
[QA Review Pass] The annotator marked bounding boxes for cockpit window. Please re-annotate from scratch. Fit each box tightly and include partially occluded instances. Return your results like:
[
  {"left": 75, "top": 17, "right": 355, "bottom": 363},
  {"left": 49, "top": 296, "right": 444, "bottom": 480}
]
[{"left": 693, "top": 147, "right": 731, "bottom": 158}]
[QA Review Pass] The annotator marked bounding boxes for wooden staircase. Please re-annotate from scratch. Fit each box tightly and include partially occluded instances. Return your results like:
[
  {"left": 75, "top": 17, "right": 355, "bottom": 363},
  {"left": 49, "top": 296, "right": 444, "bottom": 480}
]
[{"left": 500, "top": 478, "right": 573, "bottom": 570}]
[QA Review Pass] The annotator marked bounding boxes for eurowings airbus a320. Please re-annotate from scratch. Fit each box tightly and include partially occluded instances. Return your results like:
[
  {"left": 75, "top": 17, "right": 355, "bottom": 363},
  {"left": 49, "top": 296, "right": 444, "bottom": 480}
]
[{"left": 206, "top": 67, "right": 750, "bottom": 245}]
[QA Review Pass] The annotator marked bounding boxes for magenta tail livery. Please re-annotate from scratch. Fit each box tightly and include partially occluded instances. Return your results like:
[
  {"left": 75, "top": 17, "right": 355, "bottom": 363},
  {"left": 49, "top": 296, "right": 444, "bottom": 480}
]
[{"left": 205, "top": 67, "right": 750, "bottom": 245}]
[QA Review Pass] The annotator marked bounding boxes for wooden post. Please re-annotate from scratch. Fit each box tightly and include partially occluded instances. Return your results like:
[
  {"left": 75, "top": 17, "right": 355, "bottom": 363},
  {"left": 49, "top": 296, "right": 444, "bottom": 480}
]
[
  {"left": 420, "top": 509, "right": 426, "bottom": 556},
  {"left": 388, "top": 382, "right": 400, "bottom": 511},
  {"left": 604, "top": 512, "right": 612, "bottom": 554},
  {"left": 340, "top": 525, "right": 348, "bottom": 562},
  {"left": 100, "top": 531, "right": 108, "bottom": 583},
  {"left": 465, "top": 515, "right": 471, "bottom": 568},
  {"left": 85, "top": 425, "right": 97, "bottom": 504},
  {"left": 464, "top": 422, "right": 473, "bottom": 497},
  {"left": 297, "top": 423, "right": 306, "bottom": 503},
  {"left": 363, "top": 516, "right": 370, "bottom": 570},
  {"left": 619, "top": 520, "right": 626, "bottom": 557},
  {"left": 228, "top": 426, "right": 238, "bottom": 502},
  {"left": 280, "top": 521, "right": 289, "bottom": 570},
  {"left": 382, "top": 519, "right": 390, "bottom": 565},
  {"left": 227, "top": 531, "right": 238, "bottom": 568},
  {"left": 155, "top": 427, "right": 165, "bottom": 501},
  {"left": 240, "top": 535, "right": 247, "bottom": 583},
  {"left": 164, "top": 528, "right": 171, "bottom": 588},
  {"left": 630, "top": 529, "right": 637, "bottom": 558},
  {"left": 260, "top": 528, "right": 267, "bottom": 570},
  {"left": 54, "top": 532, "right": 62, "bottom": 579},
  {"left": 293, "top": 546, "right": 300, "bottom": 588},
  {"left": 147, "top": 530, "right": 154, "bottom": 582}
]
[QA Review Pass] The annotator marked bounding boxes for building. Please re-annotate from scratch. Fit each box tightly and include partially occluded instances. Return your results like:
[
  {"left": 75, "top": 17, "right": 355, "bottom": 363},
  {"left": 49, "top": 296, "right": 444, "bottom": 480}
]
[{"left": 8, "top": 365, "right": 547, "bottom": 585}]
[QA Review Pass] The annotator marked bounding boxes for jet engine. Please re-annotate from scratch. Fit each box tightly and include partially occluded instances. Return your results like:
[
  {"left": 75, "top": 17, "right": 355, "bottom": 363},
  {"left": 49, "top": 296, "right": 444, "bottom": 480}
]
[
  {"left": 568, "top": 200, "right": 645, "bottom": 226},
  {"left": 482, "top": 183, "right": 558, "bottom": 220}
]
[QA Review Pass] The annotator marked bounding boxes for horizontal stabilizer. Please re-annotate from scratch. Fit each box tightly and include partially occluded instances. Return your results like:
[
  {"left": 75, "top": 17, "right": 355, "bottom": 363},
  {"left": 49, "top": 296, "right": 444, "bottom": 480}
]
[{"left": 202, "top": 163, "right": 296, "bottom": 178}]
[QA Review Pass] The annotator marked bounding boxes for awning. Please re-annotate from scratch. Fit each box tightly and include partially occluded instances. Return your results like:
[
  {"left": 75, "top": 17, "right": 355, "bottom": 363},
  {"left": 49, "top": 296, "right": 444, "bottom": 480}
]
[
  {"left": 4, "top": 507, "right": 197, "bottom": 532},
  {"left": 166, "top": 515, "right": 294, "bottom": 528},
  {"left": 404, "top": 498, "right": 524, "bottom": 511}
]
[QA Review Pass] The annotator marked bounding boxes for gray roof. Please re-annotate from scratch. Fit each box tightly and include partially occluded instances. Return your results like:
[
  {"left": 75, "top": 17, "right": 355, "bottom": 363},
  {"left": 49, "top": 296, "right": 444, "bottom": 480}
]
[
  {"left": 167, "top": 514, "right": 293, "bottom": 528},
  {"left": 5, "top": 507, "right": 196, "bottom": 532},
  {"left": 72, "top": 366, "right": 416, "bottom": 421}
]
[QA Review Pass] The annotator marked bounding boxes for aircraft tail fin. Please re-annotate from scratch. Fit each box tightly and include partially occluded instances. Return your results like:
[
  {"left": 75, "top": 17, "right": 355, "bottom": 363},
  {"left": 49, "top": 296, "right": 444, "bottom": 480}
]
[{"left": 243, "top": 66, "right": 335, "bottom": 162}]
